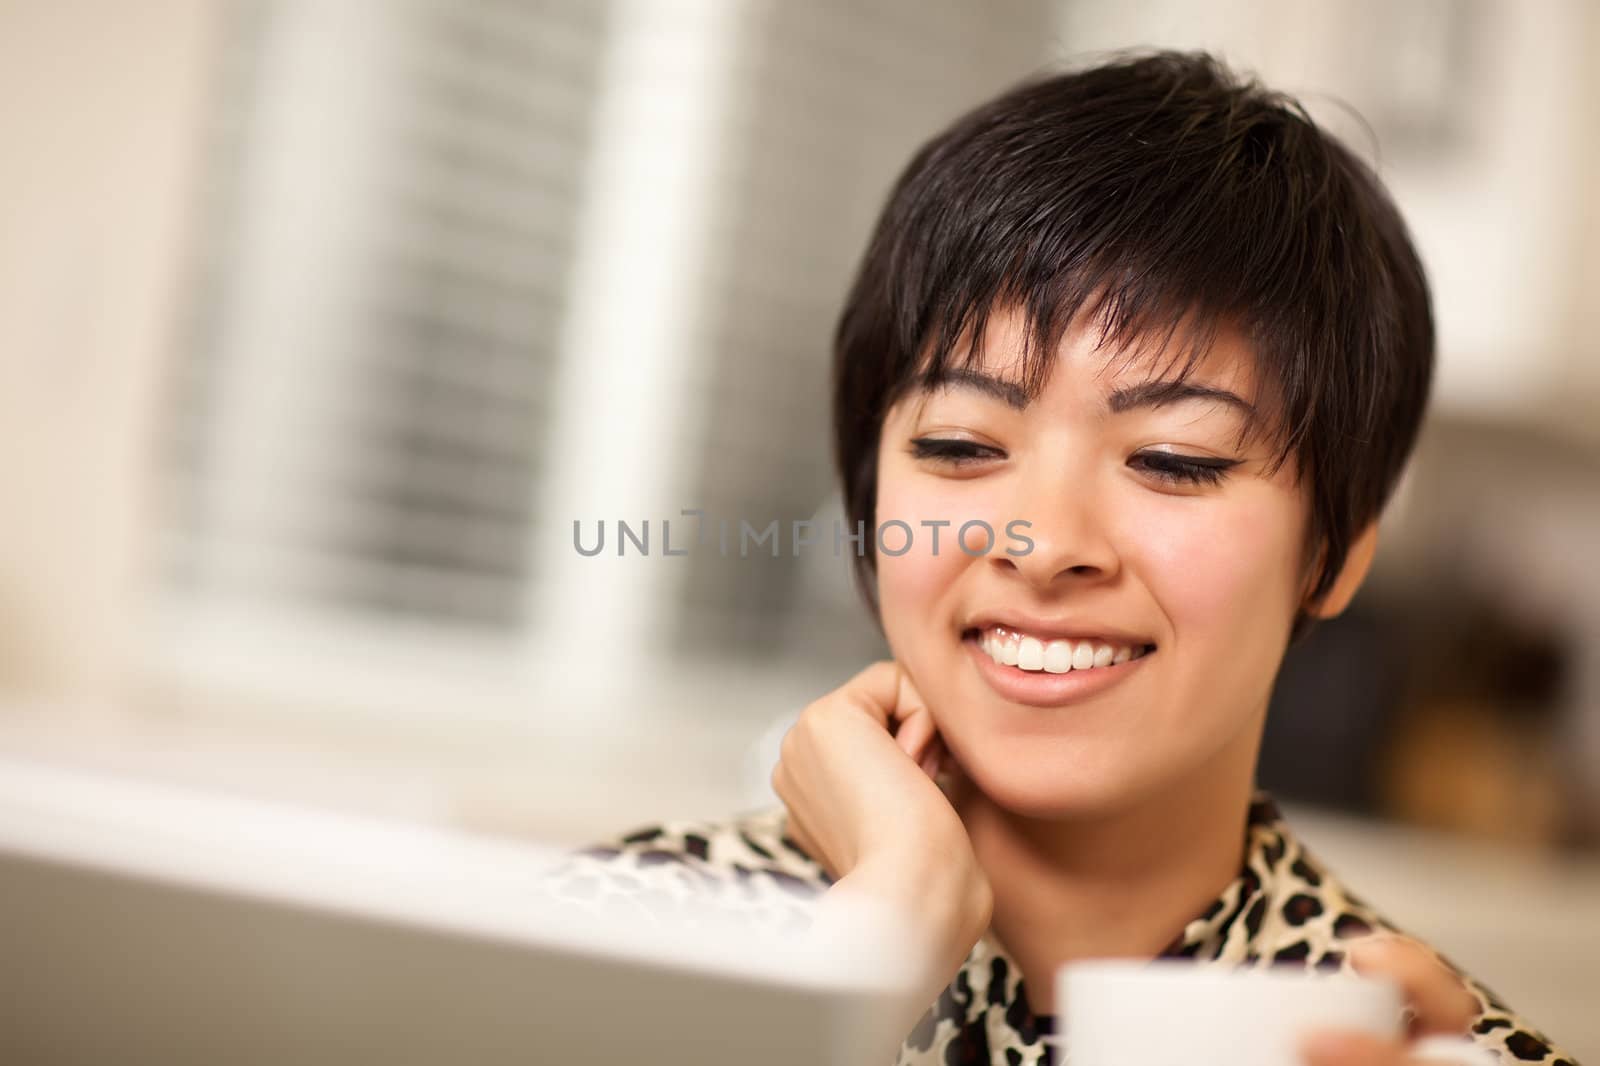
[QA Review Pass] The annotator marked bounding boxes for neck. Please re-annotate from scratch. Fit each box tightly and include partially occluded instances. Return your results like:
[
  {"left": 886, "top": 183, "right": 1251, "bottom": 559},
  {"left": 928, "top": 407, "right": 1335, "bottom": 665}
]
[{"left": 962, "top": 724, "right": 1263, "bottom": 1015}]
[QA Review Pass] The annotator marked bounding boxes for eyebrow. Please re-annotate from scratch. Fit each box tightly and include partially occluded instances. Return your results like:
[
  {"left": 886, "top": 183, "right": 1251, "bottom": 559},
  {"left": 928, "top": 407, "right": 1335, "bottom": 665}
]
[
  {"left": 926, "top": 367, "right": 1032, "bottom": 408},
  {"left": 925, "top": 367, "right": 1257, "bottom": 419},
  {"left": 1106, "top": 377, "right": 1258, "bottom": 419}
]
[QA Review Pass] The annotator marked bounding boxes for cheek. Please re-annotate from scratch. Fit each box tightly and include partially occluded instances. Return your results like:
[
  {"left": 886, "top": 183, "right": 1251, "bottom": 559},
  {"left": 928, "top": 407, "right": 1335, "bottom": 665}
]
[
  {"left": 872, "top": 466, "right": 1008, "bottom": 642},
  {"left": 872, "top": 476, "right": 966, "bottom": 622},
  {"left": 1137, "top": 489, "right": 1304, "bottom": 639}
]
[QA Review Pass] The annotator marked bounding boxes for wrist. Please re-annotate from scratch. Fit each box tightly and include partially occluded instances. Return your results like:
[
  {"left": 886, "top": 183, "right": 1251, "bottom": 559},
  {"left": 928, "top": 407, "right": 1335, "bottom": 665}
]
[
  {"left": 841, "top": 846, "right": 993, "bottom": 957},
  {"left": 816, "top": 852, "right": 991, "bottom": 1052}
]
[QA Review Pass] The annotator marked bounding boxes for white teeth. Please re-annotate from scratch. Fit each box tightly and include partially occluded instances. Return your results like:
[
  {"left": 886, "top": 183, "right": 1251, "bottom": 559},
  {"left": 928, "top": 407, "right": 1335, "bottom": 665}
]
[
  {"left": 1042, "top": 641, "right": 1074, "bottom": 673},
  {"left": 1070, "top": 642, "right": 1095, "bottom": 670},
  {"left": 974, "top": 625, "right": 1146, "bottom": 674},
  {"left": 1017, "top": 636, "right": 1044, "bottom": 671}
]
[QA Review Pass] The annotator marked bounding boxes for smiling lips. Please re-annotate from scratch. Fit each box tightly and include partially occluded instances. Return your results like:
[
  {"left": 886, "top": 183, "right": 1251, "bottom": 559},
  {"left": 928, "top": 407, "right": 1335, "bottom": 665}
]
[{"left": 967, "top": 624, "right": 1156, "bottom": 674}]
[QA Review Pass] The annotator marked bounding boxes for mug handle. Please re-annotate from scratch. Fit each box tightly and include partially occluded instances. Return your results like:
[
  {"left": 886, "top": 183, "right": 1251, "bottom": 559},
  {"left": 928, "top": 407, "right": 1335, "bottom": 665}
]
[{"left": 1409, "top": 1034, "right": 1501, "bottom": 1066}]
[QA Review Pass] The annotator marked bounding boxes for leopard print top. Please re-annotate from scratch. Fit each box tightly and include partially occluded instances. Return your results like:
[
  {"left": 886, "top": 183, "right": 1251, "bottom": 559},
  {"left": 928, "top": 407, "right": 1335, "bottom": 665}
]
[{"left": 539, "top": 790, "right": 1579, "bottom": 1065}]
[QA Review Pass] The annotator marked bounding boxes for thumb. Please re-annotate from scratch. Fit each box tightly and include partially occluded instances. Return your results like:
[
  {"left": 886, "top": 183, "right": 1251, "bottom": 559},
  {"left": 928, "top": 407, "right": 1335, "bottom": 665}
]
[
  {"left": 1347, "top": 934, "right": 1478, "bottom": 1036},
  {"left": 893, "top": 706, "right": 938, "bottom": 764},
  {"left": 893, "top": 662, "right": 930, "bottom": 726}
]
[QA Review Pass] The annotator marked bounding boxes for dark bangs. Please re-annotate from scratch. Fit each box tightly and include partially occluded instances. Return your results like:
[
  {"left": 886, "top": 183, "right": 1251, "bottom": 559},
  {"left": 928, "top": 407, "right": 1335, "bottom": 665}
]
[{"left": 833, "top": 50, "right": 1434, "bottom": 643}]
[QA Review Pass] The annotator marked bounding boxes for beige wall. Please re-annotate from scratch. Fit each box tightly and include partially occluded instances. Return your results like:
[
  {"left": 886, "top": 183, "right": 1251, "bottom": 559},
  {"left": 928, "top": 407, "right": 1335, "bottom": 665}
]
[{"left": 0, "top": 0, "right": 212, "bottom": 705}]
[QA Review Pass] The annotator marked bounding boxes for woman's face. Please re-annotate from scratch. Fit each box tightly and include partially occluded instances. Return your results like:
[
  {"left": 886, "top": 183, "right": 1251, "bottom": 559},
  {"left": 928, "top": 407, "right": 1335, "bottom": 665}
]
[{"left": 873, "top": 305, "right": 1313, "bottom": 818}]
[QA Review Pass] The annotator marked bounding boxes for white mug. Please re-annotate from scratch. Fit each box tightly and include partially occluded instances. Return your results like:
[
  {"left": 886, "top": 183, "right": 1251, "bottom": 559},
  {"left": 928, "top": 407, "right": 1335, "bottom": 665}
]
[
  {"left": 1058, "top": 959, "right": 1499, "bottom": 1065},
  {"left": 1059, "top": 957, "right": 1402, "bottom": 1066}
]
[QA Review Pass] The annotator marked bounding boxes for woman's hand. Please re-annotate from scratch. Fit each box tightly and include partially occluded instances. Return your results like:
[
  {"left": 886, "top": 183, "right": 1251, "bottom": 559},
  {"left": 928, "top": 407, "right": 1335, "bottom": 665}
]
[
  {"left": 773, "top": 659, "right": 963, "bottom": 877},
  {"left": 1298, "top": 934, "right": 1488, "bottom": 1066},
  {"left": 771, "top": 660, "right": 992, "bottom": 1036}
]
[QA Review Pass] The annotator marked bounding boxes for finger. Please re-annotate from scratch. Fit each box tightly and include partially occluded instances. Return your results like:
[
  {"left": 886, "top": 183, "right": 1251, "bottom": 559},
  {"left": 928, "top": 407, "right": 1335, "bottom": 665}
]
[
  {"left": 838, "top": 660, "right": 930, "bottom": 734},
  {"left": 1299, "top": 1028, "right": 1408, "bottom": 1066},
  {"left": 918, "top": 734, "right": 946, "bottom": 779},
  {"left": 838, "top": 660, "right": 905, "bottom": 729},
  {"left": 894, "top": 707, "right": 937, "bottom": 762},
  {"left": 1347, "top": 935, "right": 1479, "bottom": 1035},
  {"left": 892, "top": 663, "right": 930, "bottom": 728}
]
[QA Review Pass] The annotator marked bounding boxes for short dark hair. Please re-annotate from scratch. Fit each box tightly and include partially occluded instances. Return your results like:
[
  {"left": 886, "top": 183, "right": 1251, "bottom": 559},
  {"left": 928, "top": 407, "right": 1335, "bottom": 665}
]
[{"left": 831, "top": 49, "right": 1433, "bottom": 646}]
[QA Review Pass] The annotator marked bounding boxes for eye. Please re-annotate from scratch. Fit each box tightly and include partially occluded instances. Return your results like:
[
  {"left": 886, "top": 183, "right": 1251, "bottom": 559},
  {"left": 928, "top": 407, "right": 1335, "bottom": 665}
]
[
  {"left": 1129, "top": 450, "right": 1241, "bottom": 487},
  {"left": 908, "top": 437, "right": 1002, "bottom": 466}
]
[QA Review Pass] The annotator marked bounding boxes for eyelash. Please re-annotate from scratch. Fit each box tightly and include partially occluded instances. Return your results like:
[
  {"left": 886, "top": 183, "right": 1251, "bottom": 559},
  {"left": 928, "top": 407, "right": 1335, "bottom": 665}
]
[
  {"left": 1131, "top": 451, "right": 1236, "bottom": 487},
  {"left": 907, "top": 438, "right": 1239, "bottom": 487},
  {"left": 908, "top": 438, "right": 999, "bottom": 465}
]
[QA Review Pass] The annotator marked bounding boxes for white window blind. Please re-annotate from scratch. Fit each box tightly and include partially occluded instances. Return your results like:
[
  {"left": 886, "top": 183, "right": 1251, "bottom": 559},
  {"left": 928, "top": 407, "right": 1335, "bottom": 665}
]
[
  {"left": 161, "top": 0, "right": 608, "bottom": 634},
  {"left": 152, "top": 0, "right": 1066, "bottom": 714}
]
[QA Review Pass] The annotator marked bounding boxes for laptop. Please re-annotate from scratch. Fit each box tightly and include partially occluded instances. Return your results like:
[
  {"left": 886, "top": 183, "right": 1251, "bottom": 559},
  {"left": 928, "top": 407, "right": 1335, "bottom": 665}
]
[{"left": 0, "top": 755, "right": 912, "bottom": 1066}]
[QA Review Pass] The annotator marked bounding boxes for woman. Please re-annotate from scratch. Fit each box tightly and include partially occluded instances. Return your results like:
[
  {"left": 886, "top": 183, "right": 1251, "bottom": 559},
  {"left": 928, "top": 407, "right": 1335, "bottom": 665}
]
[{"left": 544, "top": 51, "right": 1579, "bottom": 1066}]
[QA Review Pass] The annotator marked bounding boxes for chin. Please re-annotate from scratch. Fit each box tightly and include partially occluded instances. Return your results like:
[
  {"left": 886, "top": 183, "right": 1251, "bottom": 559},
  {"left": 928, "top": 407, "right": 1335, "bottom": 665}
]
[{"left": 957, "top": 737, "right": 1141, "bottom": 821}]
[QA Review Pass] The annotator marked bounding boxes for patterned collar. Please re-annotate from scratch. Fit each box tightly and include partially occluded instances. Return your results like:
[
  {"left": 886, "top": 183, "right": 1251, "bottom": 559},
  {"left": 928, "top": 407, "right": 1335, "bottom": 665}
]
[
  {"left": 896, "top": 790, "right": 1319, "bottom": 1065},
  {"left": 547, "top": 784, "right": 1572, "bottom": 1065},
  {"left": 544, "top": 781, "right": 1568, "bottom": 1062}
]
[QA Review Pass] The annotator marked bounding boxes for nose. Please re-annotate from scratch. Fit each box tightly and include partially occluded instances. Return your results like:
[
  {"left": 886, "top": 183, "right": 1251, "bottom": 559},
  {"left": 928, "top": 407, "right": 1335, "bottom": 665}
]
[{"left": 991, "top": 459, "right": 1120, "bottom": 589}]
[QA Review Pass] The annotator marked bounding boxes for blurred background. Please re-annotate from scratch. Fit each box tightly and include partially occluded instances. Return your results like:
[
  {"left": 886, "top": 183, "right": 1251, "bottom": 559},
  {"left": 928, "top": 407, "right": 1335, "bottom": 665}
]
[{"left": 1, "top": 0, "right": 1597, "bottom": 1056}]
